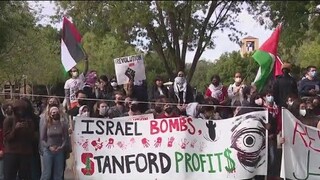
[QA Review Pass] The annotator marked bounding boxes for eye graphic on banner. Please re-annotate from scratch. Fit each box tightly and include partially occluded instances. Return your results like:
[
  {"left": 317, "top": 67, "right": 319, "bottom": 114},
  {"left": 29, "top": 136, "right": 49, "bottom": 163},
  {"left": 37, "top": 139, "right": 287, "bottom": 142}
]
[
  {"left": 230, "top": 114, "right": 266, "bottom": 173},
  {"left": 73, "top": 112, "right": 267, "bottom": 179}
]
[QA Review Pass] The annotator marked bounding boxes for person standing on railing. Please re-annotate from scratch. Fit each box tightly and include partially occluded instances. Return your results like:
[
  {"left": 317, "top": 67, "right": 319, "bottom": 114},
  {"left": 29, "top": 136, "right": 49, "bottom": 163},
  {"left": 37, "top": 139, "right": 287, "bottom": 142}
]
[{"left": 64, "top": 57, "right": 88, "bottom": 111}]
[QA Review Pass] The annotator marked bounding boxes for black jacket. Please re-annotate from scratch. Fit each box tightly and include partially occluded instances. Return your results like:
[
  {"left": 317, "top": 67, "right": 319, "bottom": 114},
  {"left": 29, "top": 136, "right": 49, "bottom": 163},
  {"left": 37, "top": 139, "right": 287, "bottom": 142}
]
[
  {"left": 150, "top": 85, "right": 169, "bottom": 101},
  {"left": 273, "top": 74, "right": 298, "bottom": 107}
]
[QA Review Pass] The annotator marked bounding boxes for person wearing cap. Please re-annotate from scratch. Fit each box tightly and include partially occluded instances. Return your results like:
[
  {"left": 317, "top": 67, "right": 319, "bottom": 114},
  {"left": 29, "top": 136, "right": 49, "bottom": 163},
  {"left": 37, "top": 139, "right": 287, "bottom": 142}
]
[{"left": 273, "top": 62, "right": 298, "bottom": 107}]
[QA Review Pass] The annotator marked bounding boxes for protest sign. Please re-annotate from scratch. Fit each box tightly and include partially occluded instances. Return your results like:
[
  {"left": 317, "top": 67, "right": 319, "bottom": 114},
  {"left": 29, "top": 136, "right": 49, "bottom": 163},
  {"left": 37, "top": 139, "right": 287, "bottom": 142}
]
[
  {"left": 281, "top": 109, "right": 320, "bottom": 180},
  {"left": 73, "top": 111, "right": 268, "bottom": 180},
  {"left": 114, "top": 54, "right": 146, "bottom": 85}
]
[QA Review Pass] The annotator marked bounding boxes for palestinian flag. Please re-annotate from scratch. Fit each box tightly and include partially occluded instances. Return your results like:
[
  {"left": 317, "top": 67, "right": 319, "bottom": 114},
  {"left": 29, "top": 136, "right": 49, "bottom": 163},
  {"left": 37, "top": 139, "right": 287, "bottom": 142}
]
[
  {"left": 253, "top": 25, "right": 282, "bottom": 92},
  {"left": 61, "top": 17, "right": 86, "bottom": 72}
]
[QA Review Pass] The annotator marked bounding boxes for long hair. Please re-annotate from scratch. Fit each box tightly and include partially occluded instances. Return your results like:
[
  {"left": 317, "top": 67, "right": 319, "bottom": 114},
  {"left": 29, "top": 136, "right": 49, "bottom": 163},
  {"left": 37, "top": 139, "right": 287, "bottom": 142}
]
[
  {"left": 93, "top": 101, "right": 107, "bottom": 116},
  {"left": 46, "top": 105, "right": 62, "bottom": 127},
  {"left": 44, "top": 97, "right": 64, "bottom": 120}
]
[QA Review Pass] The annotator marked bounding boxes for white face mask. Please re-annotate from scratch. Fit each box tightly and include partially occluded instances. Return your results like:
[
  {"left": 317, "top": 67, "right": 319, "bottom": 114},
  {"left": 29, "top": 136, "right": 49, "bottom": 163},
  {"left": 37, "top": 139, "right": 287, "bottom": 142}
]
[
  {"left": 235, "top": 77, "right": 242, "bottom": 83},
  {"left": 255, "top": 98, "right": 263, "bottom": 106},
  {"left": 111, "top": 82, "right": 118, "bottom": 87},
  {"left": 175, "top": 77, "right": 185, "bottom": 84},
  {"left": 287, "top": 101, "right": 293, "bottom": 106},
  {"left": 266, "top": 96, "right": 274, "bottom": 103},
  {"left": 82, "top": 112, "right": 90, "bottom": 117},
  {"left": 299, "top": 109, "right": 307, "bottom": 116},
  {"left": 99, "top": 107, "right": 108, "bottom": 116},
  {"left": 72, "top": 72, "right": 79, "bottom": 77}
]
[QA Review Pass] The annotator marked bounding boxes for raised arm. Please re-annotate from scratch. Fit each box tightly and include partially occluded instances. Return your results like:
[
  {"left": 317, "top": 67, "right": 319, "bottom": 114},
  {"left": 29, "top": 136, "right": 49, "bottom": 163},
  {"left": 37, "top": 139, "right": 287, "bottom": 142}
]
[{"left": 83, "top": 55, "right": 89, "bottom": 76}]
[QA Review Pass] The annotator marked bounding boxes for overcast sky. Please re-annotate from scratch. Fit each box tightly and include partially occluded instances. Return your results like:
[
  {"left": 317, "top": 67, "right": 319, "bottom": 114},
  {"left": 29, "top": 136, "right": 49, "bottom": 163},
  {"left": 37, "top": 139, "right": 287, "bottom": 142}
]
[{"left": 30, "top": 1, "right": 273, "bottom": 63}]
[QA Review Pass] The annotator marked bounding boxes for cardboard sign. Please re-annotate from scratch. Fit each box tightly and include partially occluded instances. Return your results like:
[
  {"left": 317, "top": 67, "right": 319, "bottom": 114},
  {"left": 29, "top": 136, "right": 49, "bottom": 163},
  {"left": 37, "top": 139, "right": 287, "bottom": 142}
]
[{"left": 114, "top": 54, "right": 146, "bottom": 85}]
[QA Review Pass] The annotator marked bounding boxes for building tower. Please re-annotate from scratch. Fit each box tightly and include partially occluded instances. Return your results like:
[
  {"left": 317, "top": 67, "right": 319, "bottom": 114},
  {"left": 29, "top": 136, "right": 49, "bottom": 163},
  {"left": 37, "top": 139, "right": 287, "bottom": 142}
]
[{"left": 240, "top": 36, "right": 259, "bottom": 57}]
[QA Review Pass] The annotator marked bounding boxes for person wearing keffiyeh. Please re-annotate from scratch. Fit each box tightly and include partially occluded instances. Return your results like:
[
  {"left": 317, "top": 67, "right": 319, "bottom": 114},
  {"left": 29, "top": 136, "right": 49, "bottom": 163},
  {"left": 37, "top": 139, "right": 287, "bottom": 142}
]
[
  {"left": 171, "top": 71, "right": 194, "bottom": 104},
  {"left": 205, "top": 74, "right": 230, "bottom": 118},
  {"left": 205, "top": 75, "right": 228, "bottom": 102}
]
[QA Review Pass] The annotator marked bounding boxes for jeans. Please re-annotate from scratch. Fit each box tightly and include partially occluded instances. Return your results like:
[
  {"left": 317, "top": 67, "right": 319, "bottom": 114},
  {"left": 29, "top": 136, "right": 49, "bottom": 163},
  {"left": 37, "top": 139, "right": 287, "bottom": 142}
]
[
  {"left": 40, "top": 148, "right": 64, "bottom": 180},
  {"left": 31, "top": 153, "right": 41, "bottom": 180},
  {"left": 4, "top": 153, "right": 32, "bottom": 180},
  {"left": 0, "top": 159, "right": 3, "bottom": 180}
]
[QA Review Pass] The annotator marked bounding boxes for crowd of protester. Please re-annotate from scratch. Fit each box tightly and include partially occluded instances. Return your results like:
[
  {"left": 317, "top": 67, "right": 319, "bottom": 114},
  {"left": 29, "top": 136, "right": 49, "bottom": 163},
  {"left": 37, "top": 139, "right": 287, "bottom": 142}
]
[{"left": 0, "top": 62, "right": 320, "bottom": 180}]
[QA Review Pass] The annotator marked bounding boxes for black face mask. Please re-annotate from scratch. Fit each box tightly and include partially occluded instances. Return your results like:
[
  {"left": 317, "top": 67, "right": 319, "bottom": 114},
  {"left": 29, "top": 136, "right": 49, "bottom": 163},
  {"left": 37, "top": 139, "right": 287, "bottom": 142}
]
[
  {"left": 155, "top": 106, "right": 163, "bottom": 113},
  {"left": 48, "top": 104, "right": 59, "bottom": 108},
  {"left": 283, "top": 69, "right": 290, "bottom": 75},
  {"left": 130, "top": 104, "right": 139, "bottom": 112},
  {"left": 51, "top": 114, "right": 60, "bottom": 120},
  {"left": 212, "top": 82, "right": 219, "bottom": 86},
  {"left": 78, "top": 100, "right": 87, "bottom": 106},
  {"left": 5, "top": 110, "right": 13, "bottom": 116},
  {"left": 164, "top": 107, "right": 173, "bottom": 114}
]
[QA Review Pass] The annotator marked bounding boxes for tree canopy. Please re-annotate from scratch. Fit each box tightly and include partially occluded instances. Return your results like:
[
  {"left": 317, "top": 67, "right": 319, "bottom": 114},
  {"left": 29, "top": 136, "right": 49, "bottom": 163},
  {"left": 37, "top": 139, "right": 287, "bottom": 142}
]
[
  {"left": 1, "top": 1, "right": 320, "bottom": 96},
  {"left": 55, "top": 1, "right": 250, "bottom": 82}
]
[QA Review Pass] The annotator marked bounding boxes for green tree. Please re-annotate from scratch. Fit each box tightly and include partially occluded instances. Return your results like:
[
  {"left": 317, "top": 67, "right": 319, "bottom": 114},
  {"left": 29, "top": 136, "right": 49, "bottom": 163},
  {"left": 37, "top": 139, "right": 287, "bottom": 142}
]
[
  {"left": 206, "top": 51, "right": 258, "bottom": 87},
  {"left": 55, "top": 1, "right": 250, "bottom": 82},
  {"left": 53, "top": 1, "right": 110, "bottom": 36},
  {"left": 107, "top": 1, "right": 248, "bottom": 82},
  {"left": 26, "top": 25, "right": 64, "bottom": 95},
  {"left": 0, "top": 1, "right": 35, "bottom": 56},
  {"left": 249, "top": 1, "right": 320, "bottom": 62},
  {"left": 0, "top": 2, "right": 36, "bottom": 89},
  {"left": 80, "top": 32, "right": 137, "bottom": 77},
  {"left": 190, "top": 60, "right": 213, "bottom": 93}
]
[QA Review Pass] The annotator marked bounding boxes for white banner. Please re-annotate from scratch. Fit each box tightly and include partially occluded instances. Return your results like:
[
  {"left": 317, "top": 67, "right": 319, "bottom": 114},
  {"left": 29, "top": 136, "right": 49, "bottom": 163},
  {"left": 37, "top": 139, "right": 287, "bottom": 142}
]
[
  {"left": 114, "top": 54, "right": 146, "bottom": 85},
  {"left": 281, "top": 109, "right": 320, "bottom": 180},
  {"left": 73, "top": 111, "right": 268, "bottom": 180}
]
